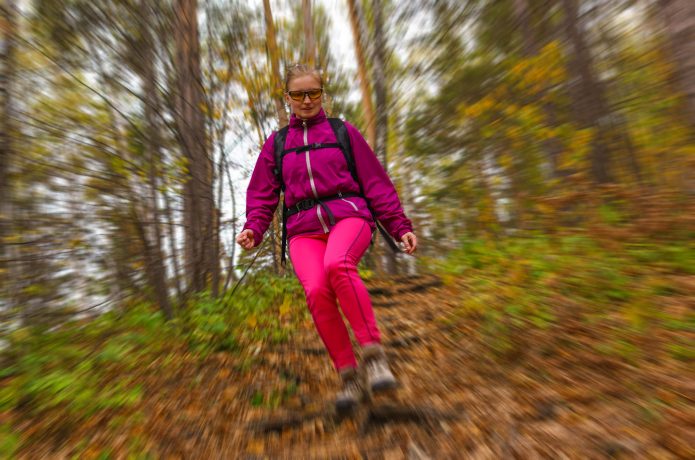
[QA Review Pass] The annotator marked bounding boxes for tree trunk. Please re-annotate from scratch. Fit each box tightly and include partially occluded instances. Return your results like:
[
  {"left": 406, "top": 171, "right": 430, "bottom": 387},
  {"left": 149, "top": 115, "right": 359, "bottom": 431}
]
[
  {"left": 214, "top": 155, "right": 224, "bottom": 297},
  {"left": 263, "top": 0, "right": 289, "bottom": 128},
  {"left": 561, "top": 0, "right": 613, "bottom": 184},
  {"left": 222, "top": 153, "right": 238, "bottom": 290},
  {"left": 0, "top": 0, "right": 17, "bottom": 308},
  {"left": 203, "top": 3, "right": 222, "bottom": 299},
  {"left": 511, "top": 0, "right": 564, "bottom": 184},
  {"left": 303, "top": 0, "right": 316, "bottom": 66},
  {"left": 139, "top": 0, "right": 173, "bottom": 319},
  {"left": 174, "top": 0, "right": 215, "bottom": 293},
  {"left": 347, "top": 0, "right": 381, "bottom": 274},
  {"left": 347, "top": 0, "right": 376, "bottom": 148},
  {"left": 90, "top": 39, "right": 140, "bottom": 304},
  {"left": 131, "top": 203, "right": 170, "bottom": 319},
  {"left": 371, "top": 0, "right": 397, "bottom": 274},
  {"left": 162, "top": 184, "right": 183, "bottom": 301},
  {"left": 263, "top": 0, "right": 288, "bottom": 274},
  {"left": 512, "top": 0, "right": 535, "bottom": 55},
  {"left": 659, "top": 0, "right": 695, "bottom": 130}
]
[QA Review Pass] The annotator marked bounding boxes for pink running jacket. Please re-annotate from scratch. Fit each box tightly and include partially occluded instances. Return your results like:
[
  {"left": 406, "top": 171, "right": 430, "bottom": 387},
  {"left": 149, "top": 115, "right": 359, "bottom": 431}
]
[{"left": 243, "top": 109, "right": 413, "bottom": 247}]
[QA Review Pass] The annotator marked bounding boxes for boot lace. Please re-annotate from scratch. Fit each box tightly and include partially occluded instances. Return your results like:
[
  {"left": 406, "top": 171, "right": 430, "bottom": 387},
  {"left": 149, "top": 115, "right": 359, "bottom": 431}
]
[
  {"left": 367, "top": 358, "right": 390, "bottom": 378},
  {"left": 339, "top": 377, "right": 361, "bottom": 399}
]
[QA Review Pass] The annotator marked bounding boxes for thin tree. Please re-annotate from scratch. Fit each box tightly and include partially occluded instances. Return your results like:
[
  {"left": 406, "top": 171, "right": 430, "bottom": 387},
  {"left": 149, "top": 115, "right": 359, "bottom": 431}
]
[
  {"left": 346, "top": 0, "right": 376, "bottom": 147},
  {"left": 303, "top": 0, "right": 316, "bottom": 66},
  {"left": 174, "top": 0, "right": 216, "bottom": 292},
  {"left": 561, "top": 0, "right": 613, "bottom": 184},
  {"left": 0, "top": 0, "right": 17, "bottom": 305},
  {"left": 659, "top": 0, "right": 695, "bottom": 130},
  {"left": 263, "top": 0, "right": 289, "bottom": 272},
  {"left": 371, "top": 0, "right": 397, "bottom": 274},
  {"left": 136, "top": 0, "right": 174, "bottom": 318},
  {"left": 347, "top": 0, "right": 383, "bottom": 273}
]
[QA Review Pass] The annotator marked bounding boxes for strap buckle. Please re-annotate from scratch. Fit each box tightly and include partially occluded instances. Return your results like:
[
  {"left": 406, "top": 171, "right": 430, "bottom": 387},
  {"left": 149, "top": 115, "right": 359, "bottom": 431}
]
[{"left": 296, "top": 199, "right": 316, "bottom": 212}]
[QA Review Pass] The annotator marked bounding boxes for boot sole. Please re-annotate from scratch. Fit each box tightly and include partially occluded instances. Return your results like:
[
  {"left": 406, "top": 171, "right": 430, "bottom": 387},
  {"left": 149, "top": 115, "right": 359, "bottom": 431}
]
[
  {"left": 370, "top": 379, "right": 398, "bottom": 393},
  {"left": 335, "top": 399, "right": 359, "bottom": 413}
]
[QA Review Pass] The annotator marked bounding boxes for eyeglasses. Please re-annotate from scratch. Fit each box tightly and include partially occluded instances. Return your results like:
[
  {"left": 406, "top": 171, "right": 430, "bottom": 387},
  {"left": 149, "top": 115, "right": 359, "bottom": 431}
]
[{"left": 286, "top": 88, "right": 323, "bottom": 101}]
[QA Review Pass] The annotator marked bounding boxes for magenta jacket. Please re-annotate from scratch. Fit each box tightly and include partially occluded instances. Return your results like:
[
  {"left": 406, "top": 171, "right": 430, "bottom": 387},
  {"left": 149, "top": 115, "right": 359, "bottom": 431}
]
[{"left": 243, "top": 109, "right": 413, "bottom": 247}]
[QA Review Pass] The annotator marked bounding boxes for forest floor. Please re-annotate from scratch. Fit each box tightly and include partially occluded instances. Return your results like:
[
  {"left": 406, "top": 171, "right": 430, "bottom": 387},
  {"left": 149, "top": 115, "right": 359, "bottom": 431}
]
[{"left": 11, "top": 273, "right": 694, "bottom": 459}]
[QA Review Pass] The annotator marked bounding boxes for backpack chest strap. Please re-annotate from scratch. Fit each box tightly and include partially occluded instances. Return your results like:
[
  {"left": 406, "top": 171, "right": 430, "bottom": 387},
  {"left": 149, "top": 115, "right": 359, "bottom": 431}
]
[{"left": 281, "top": 142, "right": 342, "bottom": 154}]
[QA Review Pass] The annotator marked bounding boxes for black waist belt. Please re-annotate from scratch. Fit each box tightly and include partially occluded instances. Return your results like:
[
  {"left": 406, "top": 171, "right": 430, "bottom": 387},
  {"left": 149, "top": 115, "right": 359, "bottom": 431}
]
[
  {"left": 280, "top": 192, "right": 401, "bottom": 265},
  {"left": 285, "top": 192, "right": 362, "bottom": 222}
]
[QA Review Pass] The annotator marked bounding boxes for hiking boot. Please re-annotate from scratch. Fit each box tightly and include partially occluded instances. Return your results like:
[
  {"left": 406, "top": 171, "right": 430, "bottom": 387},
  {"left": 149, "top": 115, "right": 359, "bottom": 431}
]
[
  {"left": 335, "top": 367, "right": 363, "bottom": 412},
  {"left": 362, "top": 344, "right": 398, "bottom": 393}
]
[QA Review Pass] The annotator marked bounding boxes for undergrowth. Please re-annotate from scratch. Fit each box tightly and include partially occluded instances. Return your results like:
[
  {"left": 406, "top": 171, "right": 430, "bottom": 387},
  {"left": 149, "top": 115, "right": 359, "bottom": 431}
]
[
  {"left": 0, "top": 272, "right": 304, "bottom": 457},
  {"left": 428, "top": 231, "right": 695, "bottom": 362}
]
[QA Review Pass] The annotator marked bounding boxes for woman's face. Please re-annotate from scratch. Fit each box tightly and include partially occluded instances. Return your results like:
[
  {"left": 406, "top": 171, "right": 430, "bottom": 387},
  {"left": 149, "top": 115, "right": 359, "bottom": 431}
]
[{"left": 285, "top": 74, "right": 323, "bottom": 120}]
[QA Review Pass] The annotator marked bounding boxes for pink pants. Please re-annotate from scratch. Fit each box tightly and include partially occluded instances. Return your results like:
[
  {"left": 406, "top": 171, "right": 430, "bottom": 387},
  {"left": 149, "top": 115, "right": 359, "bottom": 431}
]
[{"left": 289, "top": 217, "right": 381, "bottom": 371}]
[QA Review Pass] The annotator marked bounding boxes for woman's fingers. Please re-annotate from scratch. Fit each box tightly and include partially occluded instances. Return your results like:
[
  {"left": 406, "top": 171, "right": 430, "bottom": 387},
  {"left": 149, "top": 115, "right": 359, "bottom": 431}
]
[
  {"left": 236, "top": 230, "right": 254, "bottom": 249},
  {"left": 409, "top": 234, "right": 417, "bottom": 254},
  {"left": 407, "top": 234, "right": 417, "bottom": 254},
  {"left": 401, "top": 232, "right": 417, "bottom": 255}
]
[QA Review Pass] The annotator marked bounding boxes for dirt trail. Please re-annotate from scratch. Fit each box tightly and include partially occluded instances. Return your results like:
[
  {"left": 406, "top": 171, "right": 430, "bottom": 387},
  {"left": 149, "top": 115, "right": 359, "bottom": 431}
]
[
  {"left": 240, "top": 274, "right": 469, "bottom": 459},
  {"left": 22, "top": 274, "right": 692, "bottom": 459},
  {"left": 233, "top": 274, "right": 691, "bottom": 459}
]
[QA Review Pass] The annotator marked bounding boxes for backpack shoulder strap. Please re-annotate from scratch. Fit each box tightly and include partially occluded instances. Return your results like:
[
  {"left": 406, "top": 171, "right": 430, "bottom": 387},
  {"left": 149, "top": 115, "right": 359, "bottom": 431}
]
[
  {"left": 328, "top": 118, "right": 401, "bottom": 255},
  {"left": 327, "top": 118, "right": 358, "bottom": 183},
  {"left": 272, "top": 126, "right": 290, "bottom": 266},
  {"left": 273, "top": 126, "right": 290, "bottom": 191}
]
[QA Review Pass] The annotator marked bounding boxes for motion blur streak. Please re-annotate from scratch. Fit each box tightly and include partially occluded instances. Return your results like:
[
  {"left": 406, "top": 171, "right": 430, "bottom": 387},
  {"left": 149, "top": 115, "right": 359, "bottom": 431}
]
[{"left": 0, "top": 1, "right": 692, "bottom": 458}]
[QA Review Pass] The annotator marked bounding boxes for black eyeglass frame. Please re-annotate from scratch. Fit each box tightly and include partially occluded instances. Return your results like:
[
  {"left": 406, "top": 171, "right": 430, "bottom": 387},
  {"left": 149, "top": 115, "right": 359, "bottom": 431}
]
[{"left": 285, "top": 88, "right": 324, "bottom": 101}]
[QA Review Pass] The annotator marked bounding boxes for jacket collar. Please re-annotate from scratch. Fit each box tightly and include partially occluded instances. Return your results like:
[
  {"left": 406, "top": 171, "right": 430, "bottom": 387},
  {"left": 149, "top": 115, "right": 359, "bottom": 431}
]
[{"left": 289, "top": 108, "right": 327, "bottom": 128}]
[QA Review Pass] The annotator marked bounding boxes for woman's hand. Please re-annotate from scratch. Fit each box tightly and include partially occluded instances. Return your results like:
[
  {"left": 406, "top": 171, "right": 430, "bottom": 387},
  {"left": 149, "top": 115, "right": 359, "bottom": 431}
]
[
  {"left": 400, "top": 232, "right": 417, "bottom": 255},
  {"left": 236, "top": 229, "right": 255, "bottom": 250}
]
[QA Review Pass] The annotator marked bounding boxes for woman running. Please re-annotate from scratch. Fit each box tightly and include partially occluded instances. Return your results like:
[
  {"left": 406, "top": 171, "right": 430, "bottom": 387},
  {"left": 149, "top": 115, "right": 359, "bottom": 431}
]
[{"left": 237, "top": 64, "right": 417, "bottom": 411}]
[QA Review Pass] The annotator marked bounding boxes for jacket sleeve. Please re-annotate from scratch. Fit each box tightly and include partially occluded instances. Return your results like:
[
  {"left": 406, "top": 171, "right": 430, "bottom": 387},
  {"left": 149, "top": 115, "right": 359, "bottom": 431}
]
[
  {"left": 242, "top": 132, "right": 281, "bottom": 247},
  {"left": 345, "top": 122, "right": 413, "bottom": 241}
]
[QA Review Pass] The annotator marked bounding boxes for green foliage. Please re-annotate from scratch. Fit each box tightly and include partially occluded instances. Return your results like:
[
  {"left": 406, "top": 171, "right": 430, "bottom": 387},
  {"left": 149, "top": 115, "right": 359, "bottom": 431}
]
[
  {"left": 183, "top": 294, "right": 239, "bottom": 355},
  {"left": 0, "top": 273, "right": 306, "bottom": 458},
  {"left": 0, "top": 303, "right": 169, "bottom": 425},
  {"left": 0, "top": 423, "right": 19, "bottom": 459},
  {"left": 179, "top": 273, "right": 305, "bottom": 357},
  {"left": 667, "top": 341, "right": 695, "bottom": 362},
  {"left": 433, "top": 233, "right": 692, "bottom": 362}
]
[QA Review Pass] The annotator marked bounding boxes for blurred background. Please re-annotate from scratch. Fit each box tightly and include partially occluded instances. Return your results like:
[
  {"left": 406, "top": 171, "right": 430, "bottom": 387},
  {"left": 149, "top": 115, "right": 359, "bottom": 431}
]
[{"left": 0, "top": 0, "right": 693, "bottom": 458}]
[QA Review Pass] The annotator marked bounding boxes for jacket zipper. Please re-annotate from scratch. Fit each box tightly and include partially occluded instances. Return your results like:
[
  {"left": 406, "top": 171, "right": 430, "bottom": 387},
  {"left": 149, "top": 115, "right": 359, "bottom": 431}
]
[
  {"left": 338, "top": 190, "right": 359, "bottom": 211},
  {"left": 303, "top": 120, "right": 329, "bottom": 233}
]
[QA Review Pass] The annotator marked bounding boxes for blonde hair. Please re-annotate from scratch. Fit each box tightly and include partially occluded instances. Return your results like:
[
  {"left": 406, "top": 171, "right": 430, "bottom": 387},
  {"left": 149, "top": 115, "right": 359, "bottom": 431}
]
[{"left": 284, "top": 64, "right": 323, "bottom": 90}]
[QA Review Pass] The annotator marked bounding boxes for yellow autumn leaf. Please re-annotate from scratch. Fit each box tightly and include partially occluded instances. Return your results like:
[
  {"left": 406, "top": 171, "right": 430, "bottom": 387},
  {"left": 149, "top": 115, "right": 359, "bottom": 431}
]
[{"left": 279, "top": 296, "right": 292, "bottom": 317}]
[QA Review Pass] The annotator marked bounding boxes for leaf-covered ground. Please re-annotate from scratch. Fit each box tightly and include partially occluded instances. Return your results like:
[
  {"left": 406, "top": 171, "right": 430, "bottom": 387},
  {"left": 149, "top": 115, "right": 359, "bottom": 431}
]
[{"left": 7, "top": 271, "right": 693, "bottom": 459}]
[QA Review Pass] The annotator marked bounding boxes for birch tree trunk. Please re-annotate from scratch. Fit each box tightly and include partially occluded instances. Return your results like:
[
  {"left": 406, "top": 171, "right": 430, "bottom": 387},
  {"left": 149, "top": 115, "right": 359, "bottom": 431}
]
[{"left": 163, "top": 185, "right": 183, "bottom": 301}]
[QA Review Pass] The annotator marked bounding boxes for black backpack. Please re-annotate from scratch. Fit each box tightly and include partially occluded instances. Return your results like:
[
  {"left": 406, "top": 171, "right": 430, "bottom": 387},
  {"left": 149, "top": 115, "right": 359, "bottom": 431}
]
[{"left": 273, "top": 118, "right": 400, "bottom": 265}]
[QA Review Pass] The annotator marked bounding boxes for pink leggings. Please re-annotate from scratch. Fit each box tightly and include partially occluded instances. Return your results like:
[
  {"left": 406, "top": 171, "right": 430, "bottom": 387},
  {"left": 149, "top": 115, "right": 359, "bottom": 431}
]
[{"left": 289, "top": 217, "right": 381, "bottom": 371}]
